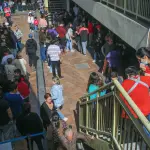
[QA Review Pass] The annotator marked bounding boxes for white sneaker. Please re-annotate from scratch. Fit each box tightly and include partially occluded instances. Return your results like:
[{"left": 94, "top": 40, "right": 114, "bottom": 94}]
[
  {"left": 71, "top": 50, "right": 75, "bottom": 52},
  {"left": 63, "top": 117, "right": 68, "bottom": 122},
  {"left": 47, "top": 66, "right": 50, "bottom": 69},
  {"left": 92, "top": 60, "right": 96, "bottom": 63}
]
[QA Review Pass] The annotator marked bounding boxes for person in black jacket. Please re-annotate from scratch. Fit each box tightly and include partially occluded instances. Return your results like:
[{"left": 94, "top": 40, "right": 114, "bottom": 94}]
[
  {"left": 16, "top": 103, "right": 44, "bottom": 150},
  {"left": 26, "top": 33, "right": 37, "bottom": 71}
]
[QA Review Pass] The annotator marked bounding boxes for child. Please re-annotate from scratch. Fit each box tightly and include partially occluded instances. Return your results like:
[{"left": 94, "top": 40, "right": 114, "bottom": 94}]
[
  {"left": 50, "top": 77, "right": 68, "bottom": 122},
  {"left": 34, "top": 17, "right": 39, "bottom": 31}
]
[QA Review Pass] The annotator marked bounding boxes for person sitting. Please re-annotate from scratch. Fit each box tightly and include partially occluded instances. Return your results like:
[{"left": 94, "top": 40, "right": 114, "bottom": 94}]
[
  {"left": 5, "top": 82, "right": 23, "bottom": 119},
  {"left": 4, "top": 58, "right": 17, "bottom": 81},
  {"left": 16, "top": 103, "right": 44, "bottom": 150}
]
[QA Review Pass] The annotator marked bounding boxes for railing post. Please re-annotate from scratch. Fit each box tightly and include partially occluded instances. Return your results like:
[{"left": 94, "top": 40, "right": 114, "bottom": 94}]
[
  {"left": 136, "top": 0, "right": 139, "bottom": 19},
  {"left": 95, "top": 92, "right": 100, "bottom": 138},
  {"left": 114, "top": 0, "right": 117, "bottom": 9},
  {"left": 86, "top": 96, "right": 89, "bottom": 134},
  {"left": 124, "top": 0, "right": 127, "bottom": 14},
  {"left": 78, "top": 101, "right": 81, "bottom": 132},
  {"left": 28, "top": 136, "right": 32, "bottom": 150}
]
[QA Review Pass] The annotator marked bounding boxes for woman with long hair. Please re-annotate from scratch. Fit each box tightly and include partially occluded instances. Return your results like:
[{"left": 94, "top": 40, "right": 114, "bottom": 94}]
[{"left": 87, "top": 72, "right": 106, "bottom": 100}]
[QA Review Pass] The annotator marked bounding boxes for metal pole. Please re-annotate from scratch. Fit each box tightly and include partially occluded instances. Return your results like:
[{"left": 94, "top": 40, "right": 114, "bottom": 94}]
[
  {"left": 136, "top": 0, "right": 139, "bottom": 19},
  {"left": 28, "top": 136, "right": 32, "bottom": 150},
  {"left": 113, "top": 79, "right": 150, "bottom": 132},
  {"left": 124, "top": 0, "right": 127, "bottom": 14},
  {"left": 85, "top": 96, "right": 89, "bottom": 134}
]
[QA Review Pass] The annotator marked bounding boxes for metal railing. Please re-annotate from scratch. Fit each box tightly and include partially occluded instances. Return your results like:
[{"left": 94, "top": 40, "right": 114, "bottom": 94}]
[
  {"left": 98, "top": 0, "right": 150, "bottom": 22},
  {"left": 79, "top": 79, "right": 150, "bottom": 150}
]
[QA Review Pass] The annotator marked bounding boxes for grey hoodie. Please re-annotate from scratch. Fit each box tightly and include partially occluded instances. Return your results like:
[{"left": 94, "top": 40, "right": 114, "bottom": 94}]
[{"left": 50, "top": 84, "right": 64, "bottom": 108}]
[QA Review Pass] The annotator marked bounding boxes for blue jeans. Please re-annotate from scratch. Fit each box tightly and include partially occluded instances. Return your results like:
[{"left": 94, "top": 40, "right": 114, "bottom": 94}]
[
  {"left": 66, "top": 40, "right": 72, "bottom": 51},
  {"left": 40, "top": 45, "right": 46, "bottom": 61},
  {"left": 81, "top": 41, "right": 87, "bottom": 55},
  {"left": 34, "top": 25, "right": 38, "bottom": 31},
  {"left": 17, "top": 41, "right": 22, "bottom": 51},
  {"left": 57, "top": 111, "right": 65, "bottom": 120}
]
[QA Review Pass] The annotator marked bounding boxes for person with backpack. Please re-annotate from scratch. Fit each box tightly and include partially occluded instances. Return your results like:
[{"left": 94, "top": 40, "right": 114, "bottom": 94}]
[{"left": 25, "top": 33, "right": 37, "bottom": 71}]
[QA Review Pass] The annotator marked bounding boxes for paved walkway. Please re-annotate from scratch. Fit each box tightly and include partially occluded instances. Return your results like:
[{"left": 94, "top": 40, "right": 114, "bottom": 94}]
[{"left": 44, "top": 49, "right": 98, "bottom": 131}]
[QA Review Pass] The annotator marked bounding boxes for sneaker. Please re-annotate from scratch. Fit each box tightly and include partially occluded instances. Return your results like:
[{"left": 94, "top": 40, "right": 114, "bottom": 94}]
[
  {"left": 47, "top": 66, "right": 50, "bottom": 69},
  {"left": 92, "top": 60, "right": 96, "bottom": 63},
  {"left": 59, "top": 76, "right": 64, "bottom": 79},
  {"left": 71, "top": 50, "right": 75, "bottom": 52},
  {"left": 63, "top": 117, "right": 68, "bottom": 122}
]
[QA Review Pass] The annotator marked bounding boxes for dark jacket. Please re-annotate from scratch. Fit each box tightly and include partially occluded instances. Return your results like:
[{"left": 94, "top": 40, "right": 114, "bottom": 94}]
[
  {"left": 26, "top": 39, "right": 37, "bottom": 54},
  {"left": 16, "top": 112, "right": 43, "bottom": 136},
  {"left": 39, "top": 32, "right": 46, "bottom": 45}
]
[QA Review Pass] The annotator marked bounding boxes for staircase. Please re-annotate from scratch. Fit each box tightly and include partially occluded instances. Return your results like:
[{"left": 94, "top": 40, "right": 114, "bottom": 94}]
[
  {"left": 78, "top": 79, "right": 150, "bottom": 150},
  {"left": 48, "top": 0, "right": 66, "bottom": 24}
]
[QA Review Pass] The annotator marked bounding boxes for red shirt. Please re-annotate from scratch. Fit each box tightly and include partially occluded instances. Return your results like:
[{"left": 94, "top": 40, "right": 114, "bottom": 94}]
[
  {"left": 56, "top": 26, "right": 66, "bottom": 38},
  {"left": 88, "top": 22, "right": 94, "bottom": 34},
  {"left": 34, "top": 19, "right": 39, "bottom": 26},
  {"left": 120, "top": 76, "right": 150, "bottom": 118},
  {"left": 17, "top": 78, "right": 30, "bottom": 98}
]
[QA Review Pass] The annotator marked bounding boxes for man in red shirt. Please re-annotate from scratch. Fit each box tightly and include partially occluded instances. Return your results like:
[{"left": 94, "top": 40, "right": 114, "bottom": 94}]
[
  {"left": 120, "top": 66, "right": 150, "bottom": 119},
  {"left": 56, "top": 22, "right": 66, "bottom": 51},
  {"left": 88, "top": 20, "right": 94, "bottom": 46}
]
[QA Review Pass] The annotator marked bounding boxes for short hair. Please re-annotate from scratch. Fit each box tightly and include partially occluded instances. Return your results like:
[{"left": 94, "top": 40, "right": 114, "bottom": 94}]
[
  {"left": 14, "top": 69, "right": 21, "bottom": 75},
  {"left": 125, "top": 66, "right": 138, "bottom": 76},
  {"left": 16, "top": 52, "right": 22, "bottom": 59},
  {"left": 7, "top": 58, "right": 13, "bottom": 64},
  {"left": 9, "top": 82, "right": 17, "bottom": 92},
  {"left": 44, "top": 93, "right": 51, "bottom": 99}
]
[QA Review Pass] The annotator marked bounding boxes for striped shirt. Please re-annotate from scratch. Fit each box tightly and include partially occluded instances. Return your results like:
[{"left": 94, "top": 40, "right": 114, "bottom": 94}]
[{"left": 47, "top": 45, "right": 61, "bottom": 61}]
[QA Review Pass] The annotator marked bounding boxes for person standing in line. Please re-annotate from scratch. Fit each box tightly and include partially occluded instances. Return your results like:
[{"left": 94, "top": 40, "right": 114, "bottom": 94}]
[
  {"left": 56, "top": 22, "right": 66, "bottom": 52},
  {"left": 14, "top": 25, "right": 23, "bottom": 51},
  {"left": 66, "top": 23, "right": 74, "bottom": 52},
  {"left": 73, "top": 4, "right": 79, "bottom": 17},
  {"left": 47, "top": 39, "right": 64, "bottom": 79},
  {"left": 26, "top": 33, "right": 37, "bottom": 71},
  {"left": 16, "top": 103, "right": 44, "bottom": 150},
  {"left": 78, "top": 23, "right": 89, "bottom": 56},
  {"left": 27, "top": 12, "right": 34, "bottom": 32},
  {"left": 88, "top": 20, "right": 94, "bottom": 47},
  {"left": 39, "top": 28, "right": 47, "bottom": 63},
  {"left": 39, "top": 14, "right": 47, "bottom": 29},
  {"left": 33, "top": 16, "right": 39, "bottom": 32},
  {"left": 4, "top": 58, "right": 17, "bottom": 81},
  {"left": 50, "top": 77, "right": 68, "bottom": 122}
]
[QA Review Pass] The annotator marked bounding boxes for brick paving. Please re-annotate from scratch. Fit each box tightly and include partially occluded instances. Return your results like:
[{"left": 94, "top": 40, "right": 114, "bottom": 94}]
[{"left": 44, "top": 49, "right": 98, "bottom": 131}]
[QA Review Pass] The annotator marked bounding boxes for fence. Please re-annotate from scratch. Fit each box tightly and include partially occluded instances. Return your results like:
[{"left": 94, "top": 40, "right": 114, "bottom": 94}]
[
  {"left": 79, "top": 79, "right": 150, "bottom": 149},
  {"left": 0, "top": 131, "right": 45, "bottom": 150},
  {"left": 98, "top": 0, "right": 150, "bottom": 22}
]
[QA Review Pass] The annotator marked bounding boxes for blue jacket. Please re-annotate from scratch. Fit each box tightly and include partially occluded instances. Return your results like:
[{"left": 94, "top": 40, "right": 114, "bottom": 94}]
[
  {"left": 88, "top": 84, "right": 106, "bottom": 100},
  {"left": 50, "top": 84, "right": 64, "bottom": 108}
]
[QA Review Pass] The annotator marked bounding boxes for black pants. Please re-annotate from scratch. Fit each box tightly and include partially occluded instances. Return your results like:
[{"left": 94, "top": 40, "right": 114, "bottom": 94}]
[
  {"left": 51, "top": 61, "right": 61, "bottom": 77},
  {"left": 28, "top": 53, "right": 36, "bottom": 67},
  {"left": 26, "top": 136, "right": 44, "bottom": 150}
]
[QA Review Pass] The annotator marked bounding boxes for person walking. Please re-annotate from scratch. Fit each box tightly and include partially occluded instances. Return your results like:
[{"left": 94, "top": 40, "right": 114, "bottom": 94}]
[
  {"left": 47, "top": 39, "right": 63, "bottom": 78},
  {"left": 78, "top": 23, "right": 89, "bottom": 56},
  {"left": 50, "top": 77, "right": 68, "bottom": 122},
  {"left": 26, "top": 33, "right": 37, "bottom": 71},
  {"left": 14, "top": 25, "right": 23, "bottom": 51},
  {"left": 39, "top": 28, "right": 47, "bottom": 62},
  {"left": 27, "top": 12, "right": 34, "bottom": 32},
  {"left": 39, "top": 14, "right": 47, "bottom": 29}
]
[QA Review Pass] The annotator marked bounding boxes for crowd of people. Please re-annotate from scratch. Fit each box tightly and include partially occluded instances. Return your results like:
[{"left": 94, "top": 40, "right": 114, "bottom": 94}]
[{"left": 0, "top": 0, "right": 150, "bottom": 150}]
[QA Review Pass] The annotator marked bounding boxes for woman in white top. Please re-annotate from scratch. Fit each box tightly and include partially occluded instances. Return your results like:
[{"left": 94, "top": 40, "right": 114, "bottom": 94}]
[
  {"left": 27, "top": 13, "right": 34, "bottom": 32},
  {"left": 13, "top": 52, "right": 27, "bottom": 76}
]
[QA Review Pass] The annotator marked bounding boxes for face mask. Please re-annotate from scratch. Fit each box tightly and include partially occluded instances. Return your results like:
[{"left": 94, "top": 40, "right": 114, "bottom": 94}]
[{"left": 141, "top": 59, "right": 148, "bottom": 65}]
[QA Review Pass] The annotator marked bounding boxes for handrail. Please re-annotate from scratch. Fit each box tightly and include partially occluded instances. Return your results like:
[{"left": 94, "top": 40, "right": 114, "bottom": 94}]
[
  {"left": 98, "top": 0, "right": 150, "bottom": 22},
  {"left": 113, "top": 79, "right": 150, "bottom": 132},
  {"left": 0, "top": 131, "right": 46, "bottom": 145}
]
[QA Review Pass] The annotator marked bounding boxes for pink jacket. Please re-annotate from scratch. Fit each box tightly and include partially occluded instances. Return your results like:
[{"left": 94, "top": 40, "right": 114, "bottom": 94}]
[{"left": 39, "top": 18, "right": 47, "bottom": 28}]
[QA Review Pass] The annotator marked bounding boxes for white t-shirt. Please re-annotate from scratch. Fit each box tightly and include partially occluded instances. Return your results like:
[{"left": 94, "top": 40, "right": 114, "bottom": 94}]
[{"left": 47, "top": 45, "right": 61, "bottom": 61}]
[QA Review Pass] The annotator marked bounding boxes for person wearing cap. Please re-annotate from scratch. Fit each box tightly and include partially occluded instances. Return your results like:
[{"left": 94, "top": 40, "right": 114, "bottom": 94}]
[{"left": 25, "top": 33, "right": 37, "bottom": 71}]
